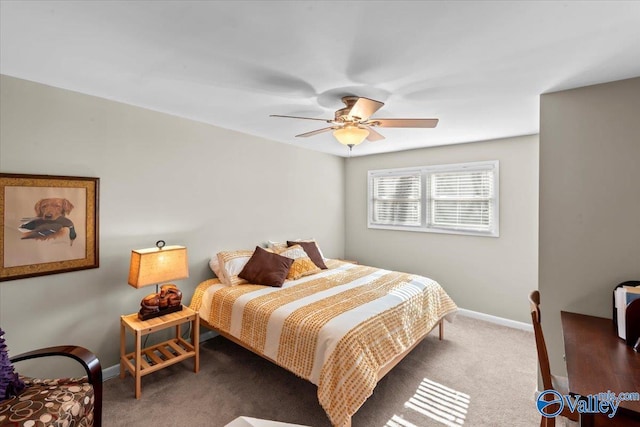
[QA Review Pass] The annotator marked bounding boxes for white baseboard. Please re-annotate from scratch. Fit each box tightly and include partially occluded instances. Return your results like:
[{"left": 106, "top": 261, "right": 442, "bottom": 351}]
[
  {"left": 200, "top": 329, "right": 218, "bottom": 342},
  {"left": 102, "top": 329, "right": 220, "bottom": 381},
  {"left": 102, "top": 364, "right": 120, "bottom": 381},
  {"left": 457, "top": 308, "right": 533, "bottom": 332}
]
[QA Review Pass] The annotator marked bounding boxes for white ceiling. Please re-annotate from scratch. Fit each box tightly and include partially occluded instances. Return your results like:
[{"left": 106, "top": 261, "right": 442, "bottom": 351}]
[{"left": 1, "top": 1, "right": 640, "bottom": 157}]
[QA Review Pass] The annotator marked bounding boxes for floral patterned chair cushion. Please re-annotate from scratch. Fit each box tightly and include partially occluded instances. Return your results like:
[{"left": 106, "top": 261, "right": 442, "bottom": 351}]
[{"left": 0, "top": 342, "right": 101, "bottom": 427}]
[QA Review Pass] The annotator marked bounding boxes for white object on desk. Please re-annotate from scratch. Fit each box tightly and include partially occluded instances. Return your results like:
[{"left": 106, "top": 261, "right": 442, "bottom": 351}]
[
  {"left": 224, "top": 417, "right": 310, "bottom": 427},
  {"left": 615, "top": 287, "right": 627, "bottom": 339},
  {"left": 615, "top": 285, "right": 640, "bottom": 340}
]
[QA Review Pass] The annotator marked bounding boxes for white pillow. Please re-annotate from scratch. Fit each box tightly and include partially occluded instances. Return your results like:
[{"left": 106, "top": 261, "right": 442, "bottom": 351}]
[
  {"left": 266, "top": 240, "right": 287, "bottom": 251},
  {"left": 267, "top": 238, "right": 327, "bottom": 260}
]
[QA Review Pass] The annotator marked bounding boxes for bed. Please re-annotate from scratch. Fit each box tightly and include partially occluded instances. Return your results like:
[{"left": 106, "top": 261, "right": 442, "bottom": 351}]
[{"left": 189, "top": 244, "right": 457, "bottom": 427}]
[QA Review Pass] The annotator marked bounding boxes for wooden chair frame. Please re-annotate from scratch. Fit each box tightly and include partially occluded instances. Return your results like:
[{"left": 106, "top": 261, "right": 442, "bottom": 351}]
[{"left": 529, "top": 290, "right": 579, "bottom": 427}]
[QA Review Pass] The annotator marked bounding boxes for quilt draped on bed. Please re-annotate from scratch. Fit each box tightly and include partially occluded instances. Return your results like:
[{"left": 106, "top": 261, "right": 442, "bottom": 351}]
[{"left": 191, "top": 260, "right": 457, "bottom": 427}]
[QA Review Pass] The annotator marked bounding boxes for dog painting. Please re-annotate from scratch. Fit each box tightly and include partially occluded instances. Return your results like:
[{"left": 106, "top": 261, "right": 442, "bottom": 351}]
[
  {"left": 2, "top": 182, "right": 89, "bottom": 270},
  {"left": 19, "top": 198, "right": 77, "bottom": 245},
  {"left": 1, "top": 173, "right": 98, "bottom": 281}
]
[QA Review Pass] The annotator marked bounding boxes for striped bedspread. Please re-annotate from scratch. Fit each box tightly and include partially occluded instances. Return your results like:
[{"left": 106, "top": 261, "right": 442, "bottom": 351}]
[{"left": 190, "top": 260, "right": 458, "bottom": 426}]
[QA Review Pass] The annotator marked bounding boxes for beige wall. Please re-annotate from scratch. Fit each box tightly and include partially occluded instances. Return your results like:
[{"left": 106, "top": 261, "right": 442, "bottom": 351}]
[
  {"left": 345, "top": 135, "right": 539, "bottom": 323},
  {"left": 0, "top": 75, "right": 345, "bottom": 372},
  {"left": 13, "top": 71, "right": 634, "bottom": 380},
  {"left": 539, "top": 77, "right": 640, "bottom": 375}
]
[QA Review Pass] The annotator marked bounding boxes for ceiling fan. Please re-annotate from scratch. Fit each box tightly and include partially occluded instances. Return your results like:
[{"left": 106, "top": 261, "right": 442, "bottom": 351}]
[{"left": 270, "top": 96, "right": 438, "bottom": 150}]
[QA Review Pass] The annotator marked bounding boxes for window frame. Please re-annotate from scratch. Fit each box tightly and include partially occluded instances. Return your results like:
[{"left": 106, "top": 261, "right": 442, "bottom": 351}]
[{"left": 368, "top": 160, "right": 500, "bottom": 237}]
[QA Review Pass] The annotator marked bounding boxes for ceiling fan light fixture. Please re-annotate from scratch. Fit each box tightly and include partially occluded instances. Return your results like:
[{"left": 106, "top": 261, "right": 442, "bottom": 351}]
[{"left": 333, "top": 125, "right": 369, "bottom": 146}]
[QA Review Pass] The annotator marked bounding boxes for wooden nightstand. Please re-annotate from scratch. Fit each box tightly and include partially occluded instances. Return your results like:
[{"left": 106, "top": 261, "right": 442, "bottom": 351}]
[{"left": 119, "top": 305, "right": 199, "bottom": 398}]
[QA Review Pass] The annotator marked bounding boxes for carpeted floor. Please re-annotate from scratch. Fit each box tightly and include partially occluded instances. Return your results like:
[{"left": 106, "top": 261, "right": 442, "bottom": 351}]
[{"left": 103, "top": 315, "right": 544, "bottom": 426}]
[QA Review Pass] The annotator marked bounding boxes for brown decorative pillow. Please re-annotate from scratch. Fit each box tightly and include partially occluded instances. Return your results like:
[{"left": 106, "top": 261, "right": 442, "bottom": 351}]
[
  {"left": 287, "top": 240, "right": 327, "bottom": 269},
  {"left": 239, "top": 246, "right": 294, "bottom": 287}
]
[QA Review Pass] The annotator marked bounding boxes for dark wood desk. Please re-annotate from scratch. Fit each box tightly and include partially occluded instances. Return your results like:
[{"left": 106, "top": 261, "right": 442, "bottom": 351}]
[{"left": 561, "top": 311, "right": 640, "bottom": 426}]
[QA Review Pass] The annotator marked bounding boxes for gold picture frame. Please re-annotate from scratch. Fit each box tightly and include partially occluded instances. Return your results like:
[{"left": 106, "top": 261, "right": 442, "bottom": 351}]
[{"left": 0, "top": 173, "right": 99, "bottom": 281}]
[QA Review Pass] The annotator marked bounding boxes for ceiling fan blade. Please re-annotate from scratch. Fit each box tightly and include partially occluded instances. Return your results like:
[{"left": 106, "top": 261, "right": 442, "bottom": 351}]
[
  {"left": 270, "top": 114, "right": 332, "bottom": 123},
  {"left": 347, "top": 97, "right": 385, "bottom": 121},
  {"left": 373, "top": 118, "right": 439, "bottom": 128},
  {"left": 295, "top": 127, "right": 335, "bottom": 138},
  {"left": 364, "top": 126, "right": 385, "bottom": 141}
]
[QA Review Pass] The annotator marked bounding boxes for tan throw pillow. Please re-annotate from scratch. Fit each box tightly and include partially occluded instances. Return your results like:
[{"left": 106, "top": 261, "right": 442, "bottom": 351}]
[
  {"left": 275, "top": 244, "right": 321, "bottom": 280},
  {"left": 287, "top": 240, "right": 327, "bottom": 269},
  {"left": 208, "top": 255, "right": 224, "bottom": 280},
  {"left": 217, "top": 249, "right": 254, "bottom": 286},
  {"left": 238, "top": 246, "right": 293, "bottom": 287}
]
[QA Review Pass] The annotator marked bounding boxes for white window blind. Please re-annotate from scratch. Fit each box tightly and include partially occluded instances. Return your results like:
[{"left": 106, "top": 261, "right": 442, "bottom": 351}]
[
  {"left": 430, "top": 171, "right": 493, "bottom": 231},
  {"left": 372, "top": 174, "right": 421, "bottom": 226},
  {"left": 368, "top": 161, "right": 499, "bottom": 237}
]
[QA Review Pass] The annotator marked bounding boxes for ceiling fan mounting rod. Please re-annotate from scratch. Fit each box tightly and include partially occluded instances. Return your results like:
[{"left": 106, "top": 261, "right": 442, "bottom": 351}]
[
  {"left": 335, "top": 96, "right": 363, "bottom": 122},
  {"left": 341, "top": 96, "right": 360, "bottom": 107}
]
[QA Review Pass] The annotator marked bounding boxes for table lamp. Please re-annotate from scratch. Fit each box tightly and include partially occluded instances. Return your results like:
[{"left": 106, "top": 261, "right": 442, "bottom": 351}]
[{"left": 127, "top": 240, "right": 189, "bottom": 320}]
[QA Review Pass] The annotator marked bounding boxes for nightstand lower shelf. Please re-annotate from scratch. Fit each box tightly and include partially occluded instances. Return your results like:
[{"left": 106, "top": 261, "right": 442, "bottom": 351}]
[{"left": 121, "top": 337, "right": 196, "bottom": 377}]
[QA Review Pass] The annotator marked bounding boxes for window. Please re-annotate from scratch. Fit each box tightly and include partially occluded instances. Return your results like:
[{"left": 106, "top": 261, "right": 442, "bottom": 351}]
[{"left": 368, "top": 161, "right": 499, "bottom": 237}]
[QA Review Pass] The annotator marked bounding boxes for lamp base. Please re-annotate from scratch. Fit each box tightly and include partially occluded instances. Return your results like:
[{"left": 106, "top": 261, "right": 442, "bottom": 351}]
[{"left": 138, "top": 304, "right": 183, "bottom": 321}]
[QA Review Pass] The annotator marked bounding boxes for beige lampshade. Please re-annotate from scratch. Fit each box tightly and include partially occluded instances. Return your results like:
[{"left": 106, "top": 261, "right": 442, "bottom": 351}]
[
  {"left": 333, "top": 125, "right": 369, "bottom": 146},
  {"left": 127, "top": 245, "right": 189, "bottom": 288}
]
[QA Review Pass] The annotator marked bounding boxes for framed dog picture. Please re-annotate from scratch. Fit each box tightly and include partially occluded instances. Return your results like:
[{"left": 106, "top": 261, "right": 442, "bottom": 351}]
[{"left": 0, "top": 173, "right": 99, "bottom": 281}]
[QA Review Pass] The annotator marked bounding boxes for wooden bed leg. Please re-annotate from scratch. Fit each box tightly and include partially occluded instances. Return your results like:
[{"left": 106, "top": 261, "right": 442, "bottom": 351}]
[{"left": 439, "top": 320, "right": 444, "bottom": 340}]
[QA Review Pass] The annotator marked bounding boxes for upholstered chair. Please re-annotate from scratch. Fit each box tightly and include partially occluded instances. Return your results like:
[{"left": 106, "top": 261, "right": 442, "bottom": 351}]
[{"left": 0, "top": 344, "right": 102, "bottom": 427}]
